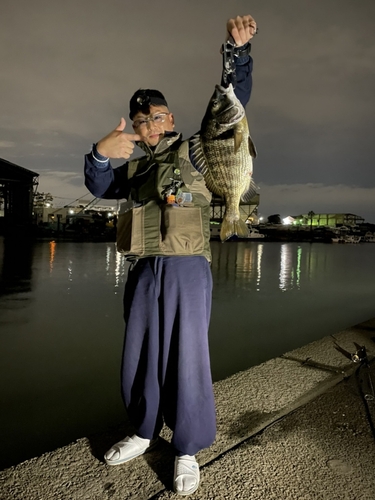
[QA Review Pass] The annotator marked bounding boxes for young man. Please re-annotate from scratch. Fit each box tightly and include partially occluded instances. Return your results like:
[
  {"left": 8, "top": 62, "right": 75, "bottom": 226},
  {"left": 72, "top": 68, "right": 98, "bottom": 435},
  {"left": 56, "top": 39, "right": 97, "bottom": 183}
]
[{"left": 84, "top": 15, "right": 257, "bottom": 496}]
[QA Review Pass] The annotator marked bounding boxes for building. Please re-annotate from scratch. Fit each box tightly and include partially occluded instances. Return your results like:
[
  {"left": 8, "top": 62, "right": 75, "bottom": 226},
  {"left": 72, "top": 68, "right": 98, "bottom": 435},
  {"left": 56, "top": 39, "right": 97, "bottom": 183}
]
[
  {"left": 292, "top": 213, "right": 365, "bottom": 227},
  {"left": 34, "top": 201, "right": 116, "bottom": 226},
  {"left": 0, "top": 158, "right": 39, "bottom": 234}
]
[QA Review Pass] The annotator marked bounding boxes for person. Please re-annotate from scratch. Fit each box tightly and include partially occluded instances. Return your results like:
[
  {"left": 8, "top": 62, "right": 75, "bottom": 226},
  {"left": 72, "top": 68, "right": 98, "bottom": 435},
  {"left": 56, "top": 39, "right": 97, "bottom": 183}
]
[{"left": 84, "top": 14, "right": 257, "bottom": 496}]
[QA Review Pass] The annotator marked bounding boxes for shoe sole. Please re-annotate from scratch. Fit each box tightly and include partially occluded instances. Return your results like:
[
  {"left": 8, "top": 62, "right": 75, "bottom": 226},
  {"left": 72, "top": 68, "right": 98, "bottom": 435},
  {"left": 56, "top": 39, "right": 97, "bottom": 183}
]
[
  {"left": 104, "top": 439, "right": 159, "bottom": 466},
  {"left": 174, "top": 483, "right": 200, "bottom": 496}
]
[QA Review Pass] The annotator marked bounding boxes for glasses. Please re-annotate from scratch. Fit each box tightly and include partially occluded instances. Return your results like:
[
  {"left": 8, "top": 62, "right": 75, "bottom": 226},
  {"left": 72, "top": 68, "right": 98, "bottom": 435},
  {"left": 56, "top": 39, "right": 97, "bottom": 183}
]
[{"left": 133, "top": 112, "right": 170, "bottom": 129}]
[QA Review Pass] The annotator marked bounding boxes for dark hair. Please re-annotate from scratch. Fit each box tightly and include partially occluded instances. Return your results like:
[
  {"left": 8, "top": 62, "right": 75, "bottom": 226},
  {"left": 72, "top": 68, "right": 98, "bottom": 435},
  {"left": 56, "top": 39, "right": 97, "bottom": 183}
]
[{"left": 129, "top": 89, "right": 168, "bottom": 119}]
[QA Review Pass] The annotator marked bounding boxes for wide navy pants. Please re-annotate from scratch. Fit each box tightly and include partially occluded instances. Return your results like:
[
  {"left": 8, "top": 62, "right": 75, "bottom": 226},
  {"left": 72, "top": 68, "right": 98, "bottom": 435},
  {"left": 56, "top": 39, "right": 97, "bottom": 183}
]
[{"left": 121, "top": 256, "right": 216, "bottom": 456}]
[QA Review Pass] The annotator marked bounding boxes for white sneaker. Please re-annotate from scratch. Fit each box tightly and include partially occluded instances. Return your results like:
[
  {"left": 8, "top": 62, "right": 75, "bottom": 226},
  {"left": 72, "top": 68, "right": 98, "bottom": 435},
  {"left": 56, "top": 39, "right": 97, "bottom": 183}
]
[
  {"left": 173, "top": 455, "right": 200, "bottom": 496},
  {"left": 104, "top": 434, "right": 158, "bottom": 465}
]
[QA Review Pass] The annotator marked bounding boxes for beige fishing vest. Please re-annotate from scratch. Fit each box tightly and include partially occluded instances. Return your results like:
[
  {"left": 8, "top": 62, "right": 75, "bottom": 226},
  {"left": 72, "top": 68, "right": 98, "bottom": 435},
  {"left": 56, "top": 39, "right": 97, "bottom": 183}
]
[{"left": 116, "top": 134, "right": 212, "bottom": 261}]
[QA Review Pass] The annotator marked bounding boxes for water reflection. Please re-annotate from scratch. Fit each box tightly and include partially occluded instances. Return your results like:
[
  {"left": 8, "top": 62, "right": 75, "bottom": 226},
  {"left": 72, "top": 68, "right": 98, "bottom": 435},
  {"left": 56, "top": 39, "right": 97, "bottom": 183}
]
[
  {"left": 0, "top": 237, "right": 34, "bottom": 296},
  {"left": 46, "top": 241, "right": 128, "bottom": 292},
  {"left": 210, "top": 241, "right": 263, "bottom": 292},
  {"left": 105, "top": 243, "right": 127, "bottom": 291},
  {"left": 105, "top": 245, "right": 111, "bottom": 273},
  {"left": 0, "top": 238, "right": 348, "bottom": 303},
  {"left": 304, "top": 244, "right": 332, "bottom": 282},
  {"left": 279, "top": 243, "right": 302, "bottom": 291},
  {"left": 114, "top": 250, "right": 126, "bottom": 291},
  {"left": 67, "top": 259, "right": 73, "bottom": 287},
  {"left": 256, "top": 244, "right": 263, "bottom": 291},
  {"left": 211, "top": 241, "right": 308, "bottom": 292},
  {"left": 211, "top": 241, "right": 325, "bottom": 293},
  {"left": 49, "top": 240, "right": 56, "bottom": 274}
]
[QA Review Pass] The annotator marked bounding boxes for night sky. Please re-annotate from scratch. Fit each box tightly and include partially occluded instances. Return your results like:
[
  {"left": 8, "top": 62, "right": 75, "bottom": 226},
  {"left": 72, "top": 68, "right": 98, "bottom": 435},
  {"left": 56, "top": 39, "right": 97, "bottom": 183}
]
[{"left": 2, "top": 0, "right": 375, "bottom": 221}]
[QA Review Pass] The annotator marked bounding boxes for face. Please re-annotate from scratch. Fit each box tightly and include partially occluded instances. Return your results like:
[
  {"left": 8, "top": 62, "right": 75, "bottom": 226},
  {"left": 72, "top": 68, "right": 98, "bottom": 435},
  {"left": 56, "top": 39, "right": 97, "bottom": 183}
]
[{"left": 132, "top": 104, "right": 175, "bottom": 147}]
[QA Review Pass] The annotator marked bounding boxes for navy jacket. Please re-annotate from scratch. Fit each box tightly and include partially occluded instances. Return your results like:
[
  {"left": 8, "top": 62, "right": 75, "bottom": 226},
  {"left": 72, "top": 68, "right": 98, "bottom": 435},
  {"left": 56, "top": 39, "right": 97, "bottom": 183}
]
[{"left": 84, "top": 48, "right": 253, "bottom": 200}]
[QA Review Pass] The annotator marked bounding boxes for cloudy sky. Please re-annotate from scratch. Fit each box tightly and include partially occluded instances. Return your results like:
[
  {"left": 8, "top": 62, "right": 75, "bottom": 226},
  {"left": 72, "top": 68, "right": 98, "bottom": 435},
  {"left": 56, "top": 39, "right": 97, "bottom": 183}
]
[{"left": 1, "top": 0, "right": 375, "bottom": 221}]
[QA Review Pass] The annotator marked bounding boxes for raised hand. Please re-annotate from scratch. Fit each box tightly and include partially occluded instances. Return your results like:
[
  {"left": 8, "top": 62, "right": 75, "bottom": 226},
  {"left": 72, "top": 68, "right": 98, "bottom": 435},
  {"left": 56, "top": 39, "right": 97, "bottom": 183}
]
[
  {"left": 226, "top": 15, "right": 257, "bottom": 47},
  {"left": 96, "top": 118, "right": 141, "bottom": 159}
]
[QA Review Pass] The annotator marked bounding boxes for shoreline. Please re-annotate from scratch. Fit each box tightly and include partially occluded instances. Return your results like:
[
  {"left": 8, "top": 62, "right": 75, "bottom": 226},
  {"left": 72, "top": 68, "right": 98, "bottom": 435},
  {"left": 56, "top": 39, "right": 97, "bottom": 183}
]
[{"left": 1, "top": 318, "right": 374, "bottom": 499}]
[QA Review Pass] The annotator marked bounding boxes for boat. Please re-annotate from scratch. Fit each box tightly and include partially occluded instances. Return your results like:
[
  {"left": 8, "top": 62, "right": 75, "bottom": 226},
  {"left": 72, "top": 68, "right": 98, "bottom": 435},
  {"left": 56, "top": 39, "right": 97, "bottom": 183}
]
[
  {"left": 364, "top": 232, "right": 375, "bottom": 242},
  {"left": 345, "top": 235, "right": 361, "bottom": 243},
  {"left": 331, "top": 234, "right": 362, "bottom": 243},
  {"left": 247, "top": 228, "right": 266, "bottom": 239}
]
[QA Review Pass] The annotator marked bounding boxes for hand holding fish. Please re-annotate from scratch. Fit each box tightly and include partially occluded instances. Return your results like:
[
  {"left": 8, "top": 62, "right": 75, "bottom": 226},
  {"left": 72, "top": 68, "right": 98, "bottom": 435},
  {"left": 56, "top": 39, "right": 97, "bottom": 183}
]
[
  {"left": 96, "top": 118, "right": 141, "bottom": 159},
  {"left": 226, "top": 15, "right": 257, "bottom": 46}
]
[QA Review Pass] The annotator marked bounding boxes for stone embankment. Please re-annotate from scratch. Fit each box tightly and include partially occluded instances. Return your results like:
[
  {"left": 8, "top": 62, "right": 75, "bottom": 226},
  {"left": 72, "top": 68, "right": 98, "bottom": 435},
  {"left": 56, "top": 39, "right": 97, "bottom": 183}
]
[{"left": 1, "top": 319, "right": 374, "bottom": 499}]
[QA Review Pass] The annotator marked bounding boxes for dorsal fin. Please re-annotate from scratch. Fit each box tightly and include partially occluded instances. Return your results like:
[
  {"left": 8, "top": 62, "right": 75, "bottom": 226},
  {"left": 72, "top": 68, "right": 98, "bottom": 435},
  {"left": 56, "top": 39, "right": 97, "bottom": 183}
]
[{"left": 189, "top": 133, "right": 209, "bottom": 175}]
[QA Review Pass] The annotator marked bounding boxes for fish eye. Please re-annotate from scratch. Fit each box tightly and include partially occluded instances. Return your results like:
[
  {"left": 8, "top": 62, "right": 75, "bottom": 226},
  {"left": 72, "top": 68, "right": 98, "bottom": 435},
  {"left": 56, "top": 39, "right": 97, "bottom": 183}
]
[{"left": 212, "top": 99, "right": 219, "bottom": 107}]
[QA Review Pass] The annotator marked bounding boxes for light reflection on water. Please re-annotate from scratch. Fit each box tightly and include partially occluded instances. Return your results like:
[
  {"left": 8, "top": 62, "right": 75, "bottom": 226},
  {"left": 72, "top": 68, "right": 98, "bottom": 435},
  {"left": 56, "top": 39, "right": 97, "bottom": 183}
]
[
  {"left": 49, "top": 240, "right": 56, "bottom": 274},
  {"left": 1, "top": 237, "right": 375, "bottom": 469},
  {"left": 211, "top": 242, "right": 305, "bottom": 293},
  {"left": 279, "top": 243, "right": 302, "bottom": 291},
  {"left": 210, "top": 242, "right": 264, "bottom": 292},
  {"left": 256, "top": 243, "right": 263, "bottom": 291}
]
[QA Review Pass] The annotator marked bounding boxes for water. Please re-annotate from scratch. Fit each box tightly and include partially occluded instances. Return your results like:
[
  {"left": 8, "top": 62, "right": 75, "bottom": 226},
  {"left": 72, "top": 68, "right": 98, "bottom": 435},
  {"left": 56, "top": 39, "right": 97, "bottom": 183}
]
[{"left": 1, "top": 237, "right": 375, "bottom": 469}]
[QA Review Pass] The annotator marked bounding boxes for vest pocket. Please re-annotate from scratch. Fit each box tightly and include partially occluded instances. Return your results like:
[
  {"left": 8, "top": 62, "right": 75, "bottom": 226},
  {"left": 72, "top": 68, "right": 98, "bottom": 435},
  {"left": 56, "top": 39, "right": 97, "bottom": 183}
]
[
  {"left": 160, "top": 205, "right": 205, "bottom": 255},
  {"left": 116, "top": 206, "right": 145, "bottom": 255}
]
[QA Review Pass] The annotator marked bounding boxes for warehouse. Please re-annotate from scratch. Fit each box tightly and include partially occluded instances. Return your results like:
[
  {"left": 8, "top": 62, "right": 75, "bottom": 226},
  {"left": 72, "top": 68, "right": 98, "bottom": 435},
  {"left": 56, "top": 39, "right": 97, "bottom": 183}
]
[{"left": 0, "top": 158, "right": 39, "bottom": 234}]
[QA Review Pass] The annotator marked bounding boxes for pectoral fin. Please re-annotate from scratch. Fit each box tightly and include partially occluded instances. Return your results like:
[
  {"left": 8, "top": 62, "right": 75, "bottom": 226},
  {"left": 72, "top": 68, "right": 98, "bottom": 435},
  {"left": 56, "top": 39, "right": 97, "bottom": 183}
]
[
  {"left": 234, "top": 130, "right": 243, "bottom": 154},
  {"left": 248, "top": 135, "right": 257, "bottom": 158}
]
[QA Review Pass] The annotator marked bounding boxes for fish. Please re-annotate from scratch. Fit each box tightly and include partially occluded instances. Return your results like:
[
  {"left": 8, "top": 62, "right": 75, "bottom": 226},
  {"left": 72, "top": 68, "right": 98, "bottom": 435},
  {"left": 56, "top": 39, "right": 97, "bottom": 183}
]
[{"left": 191, "top": 83, "right": 257, "bottom": 242}]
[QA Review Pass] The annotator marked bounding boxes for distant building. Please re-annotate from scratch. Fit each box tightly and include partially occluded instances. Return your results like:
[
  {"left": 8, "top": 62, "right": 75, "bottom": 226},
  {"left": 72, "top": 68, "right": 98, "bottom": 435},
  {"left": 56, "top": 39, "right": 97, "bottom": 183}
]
[
  {"left": 0, "top": 157, "right": 39, "bottom": 233},
  {"left": 35, "top": 206, "right": 73, "bottom": 225},
  {"left": 35, "top": 204, "right": 116, "bottom": 225},
  {"left": 292, "top": 213, "right": 365, "bottom": 227},
  {"left": 282, "top": 216, "right": 296, "bottom": 225}
]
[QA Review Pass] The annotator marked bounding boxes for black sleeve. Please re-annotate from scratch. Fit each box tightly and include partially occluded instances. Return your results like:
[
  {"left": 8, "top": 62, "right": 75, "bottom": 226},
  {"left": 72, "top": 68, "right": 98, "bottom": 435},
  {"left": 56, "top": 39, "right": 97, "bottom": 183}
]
[{"left": 221, "top": 42, "right": 253, "bottom": 108}]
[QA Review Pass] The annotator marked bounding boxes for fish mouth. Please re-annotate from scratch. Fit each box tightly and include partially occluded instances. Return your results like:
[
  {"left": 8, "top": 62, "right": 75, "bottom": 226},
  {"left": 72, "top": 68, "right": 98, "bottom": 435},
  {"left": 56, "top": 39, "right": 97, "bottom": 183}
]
[
  {"left": 214, "top": 84, "right": 245, "bottom": 124},
  {"left": 215, "top": 83, "right": 235, "bottom": 94}
]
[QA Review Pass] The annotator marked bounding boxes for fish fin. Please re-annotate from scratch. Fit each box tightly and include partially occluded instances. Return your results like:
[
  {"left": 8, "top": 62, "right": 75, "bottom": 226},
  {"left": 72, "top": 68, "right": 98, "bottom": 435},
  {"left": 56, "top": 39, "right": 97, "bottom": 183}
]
[
  {"left": 234, "top": 130, "right": 243, "bottom": 154},
  {"left": 190, "top": 133, "right": 209, "bottom": 175},
  {"left": 202, "top": 173, "right": 219, "bottom": 195},
  {"left": 241, "top": 178, "right": 259, "bottom": 203},
  {"left": 220, "top": 217, "right": 249, "bottom": 242},
  {"left": 248, "top": 135, "right": 257, "bottom": 158}
]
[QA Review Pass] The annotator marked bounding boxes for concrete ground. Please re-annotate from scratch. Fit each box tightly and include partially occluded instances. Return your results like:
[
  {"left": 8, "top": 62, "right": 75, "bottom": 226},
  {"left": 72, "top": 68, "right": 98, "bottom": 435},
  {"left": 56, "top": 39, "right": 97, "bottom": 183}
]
[{"left": 1, "top": 319, "right": 374, "bottom": 500}]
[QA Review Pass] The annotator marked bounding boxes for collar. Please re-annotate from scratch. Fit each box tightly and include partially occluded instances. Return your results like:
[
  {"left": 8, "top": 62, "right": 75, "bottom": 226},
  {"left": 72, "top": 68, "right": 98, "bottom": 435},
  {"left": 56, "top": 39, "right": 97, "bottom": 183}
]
[{"left": 136, "top": 131, "right": 182, "bottom": 157}]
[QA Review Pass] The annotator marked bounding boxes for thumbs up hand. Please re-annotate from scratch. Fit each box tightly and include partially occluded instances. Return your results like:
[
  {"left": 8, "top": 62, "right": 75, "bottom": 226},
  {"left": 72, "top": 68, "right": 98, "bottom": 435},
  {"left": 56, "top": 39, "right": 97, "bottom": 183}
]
[
  {"left": 114, "top": 117, "right": 126, "bottom": 132},
  {"left": 96, "top": 118, "right": 142, "bottom": 159}
]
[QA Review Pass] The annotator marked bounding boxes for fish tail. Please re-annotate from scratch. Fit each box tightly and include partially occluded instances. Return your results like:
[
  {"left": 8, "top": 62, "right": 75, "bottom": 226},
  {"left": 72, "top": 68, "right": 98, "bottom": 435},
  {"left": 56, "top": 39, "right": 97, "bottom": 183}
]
[{"left": 220, "top": 216, "right": 249, "bottom": 242}]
